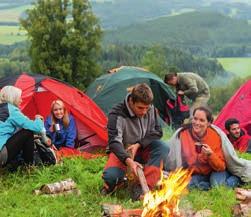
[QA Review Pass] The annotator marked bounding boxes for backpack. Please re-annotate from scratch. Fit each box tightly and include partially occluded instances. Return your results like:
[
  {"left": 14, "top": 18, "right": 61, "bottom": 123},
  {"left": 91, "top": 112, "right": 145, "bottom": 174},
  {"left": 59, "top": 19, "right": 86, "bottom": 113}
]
[
  {"left": 165, "top": 95, "right": 190, "bottom": 129},
  {"left": 34, "top": 139, "right": 57, "bottom": 165}
]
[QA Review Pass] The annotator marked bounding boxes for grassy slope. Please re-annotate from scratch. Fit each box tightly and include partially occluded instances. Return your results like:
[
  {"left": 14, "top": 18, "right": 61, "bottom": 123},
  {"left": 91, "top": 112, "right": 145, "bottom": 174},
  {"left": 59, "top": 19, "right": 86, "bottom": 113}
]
[
  {"left": 0, "top": 157, "right": 140, "bottom": 217},
  {"left": 1, "top": 127, "right": 249, "bottom": 217},
  {"left": 0, "top": 25, "right": 26, "bottom": 44},
  {"left": 0, "top": 149, "right": 250, "bottom": 217},
  {"left": 217, "top": 57, "right": 251, "bottom": 77}
]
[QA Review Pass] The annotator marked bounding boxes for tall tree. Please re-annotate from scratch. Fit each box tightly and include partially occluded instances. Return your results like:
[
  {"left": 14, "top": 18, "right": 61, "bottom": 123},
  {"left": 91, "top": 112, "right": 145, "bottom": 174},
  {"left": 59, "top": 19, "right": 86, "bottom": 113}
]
[{"left": 21, "top": 0, "right": 102, "bottom": 89}]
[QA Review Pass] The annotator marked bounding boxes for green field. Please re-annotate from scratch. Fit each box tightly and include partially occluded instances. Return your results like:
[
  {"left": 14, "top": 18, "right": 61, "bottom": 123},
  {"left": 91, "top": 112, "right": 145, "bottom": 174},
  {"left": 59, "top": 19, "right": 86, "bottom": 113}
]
[
  {"left": 217, "top": 57, "right": 251, "bottom": 77},
  {"left": 0, "top": 5, "right": 31, "bottom": 22},
  {"left": 0, "top": 25, "right": 26, "bottom": 45}
]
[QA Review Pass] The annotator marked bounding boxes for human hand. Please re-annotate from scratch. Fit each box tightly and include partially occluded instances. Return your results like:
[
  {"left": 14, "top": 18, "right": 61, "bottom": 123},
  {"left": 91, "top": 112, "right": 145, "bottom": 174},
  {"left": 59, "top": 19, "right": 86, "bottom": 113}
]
[
  {"left": 35, "top": 114, "right": 44, "bottom": 121},
  {"left": 41, "top": 132, "right": 52, "bottom": 147},
  {"left": 44, "top": 138, "right": 52, "bottom": 147},
  {"left": 177, "top": 90, "right": 184, "bottom": 95},
  {"left": 201, "top": 144, "right": 213, "bottom": 156},
  {"left": 125, "top": 158, "right": 143, "bottom": 176},
  {"left": 127, "top": 143, "right": 141, "bottom": 160}
]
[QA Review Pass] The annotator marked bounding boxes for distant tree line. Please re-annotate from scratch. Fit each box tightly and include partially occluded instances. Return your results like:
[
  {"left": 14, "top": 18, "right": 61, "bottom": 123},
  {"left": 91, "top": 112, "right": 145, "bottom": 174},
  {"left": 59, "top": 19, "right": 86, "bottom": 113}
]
[
  {"left": 0, "top": 42, "right": 225, "bottom": 82},
  {"left": 100, "top": 44, "right": 225, "bottom": 80}
]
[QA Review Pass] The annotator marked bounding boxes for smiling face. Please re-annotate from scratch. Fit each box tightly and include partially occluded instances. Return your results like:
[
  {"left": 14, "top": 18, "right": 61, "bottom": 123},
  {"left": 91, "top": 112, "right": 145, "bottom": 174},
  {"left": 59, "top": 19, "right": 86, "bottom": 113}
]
[
  {"left": 229, "top": 123, "right": 241, "bottom": 139},
  {"left": 51, "top": 102, "right": 65, "bottom": 120},
  {"left": 191, "top": 109, "right": 210, "bottom": 137}
]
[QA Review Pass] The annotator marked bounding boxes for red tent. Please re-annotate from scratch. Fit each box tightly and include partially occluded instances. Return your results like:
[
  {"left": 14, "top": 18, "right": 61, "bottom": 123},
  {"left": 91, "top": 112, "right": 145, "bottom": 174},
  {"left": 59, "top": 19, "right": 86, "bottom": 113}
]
[
  {"left": 0, "top": 73, "right": 108, "bottom": 150},
  {"left": 214, "top": 80, "right": 251, "bottom": 136}
]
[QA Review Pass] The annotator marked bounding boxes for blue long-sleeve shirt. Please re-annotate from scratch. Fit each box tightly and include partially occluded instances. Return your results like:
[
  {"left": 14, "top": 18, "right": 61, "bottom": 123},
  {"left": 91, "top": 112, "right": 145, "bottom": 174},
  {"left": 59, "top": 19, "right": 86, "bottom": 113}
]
[
  {"left": 0, "top": 103, "right": 44, "bottom": 150},
  {"left": 44, "top": 114, "right": 77, "bottom": 149}
]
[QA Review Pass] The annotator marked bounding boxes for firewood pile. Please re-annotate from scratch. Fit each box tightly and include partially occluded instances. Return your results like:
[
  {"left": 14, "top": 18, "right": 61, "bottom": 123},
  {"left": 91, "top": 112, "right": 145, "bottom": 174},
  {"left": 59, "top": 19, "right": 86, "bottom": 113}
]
[
  {"left": 233, "top": 188, "right": 251, "bottom": 217},
  {"left": 33, "top": 178, "right": 81, "bottom": 196},
  {"left": 101, "top": 203, "right": 213, "bottom": 217}
]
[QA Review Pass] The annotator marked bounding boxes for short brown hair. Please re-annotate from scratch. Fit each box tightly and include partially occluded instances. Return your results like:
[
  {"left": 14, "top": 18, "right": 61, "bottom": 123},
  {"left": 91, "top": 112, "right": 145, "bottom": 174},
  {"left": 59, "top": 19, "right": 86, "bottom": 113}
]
[
  {"left": 225, "top": 118, "right": 239, "bottom": 131},
  {"left": 130, "top": 83, "right": 153, "bottom": 104},
  {"left": 164, "top": 72, "right": 177, "bottom": 83}
]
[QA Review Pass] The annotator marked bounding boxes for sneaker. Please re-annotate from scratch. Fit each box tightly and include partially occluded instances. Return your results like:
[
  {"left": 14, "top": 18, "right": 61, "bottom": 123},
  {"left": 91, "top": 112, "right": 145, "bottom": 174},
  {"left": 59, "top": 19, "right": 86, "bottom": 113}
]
[
  {"left": 100, "top": 178, "right": 128, "bottom": 196},
  {"left": 35, "top": 139, "right": 57, "bottom": 165}
]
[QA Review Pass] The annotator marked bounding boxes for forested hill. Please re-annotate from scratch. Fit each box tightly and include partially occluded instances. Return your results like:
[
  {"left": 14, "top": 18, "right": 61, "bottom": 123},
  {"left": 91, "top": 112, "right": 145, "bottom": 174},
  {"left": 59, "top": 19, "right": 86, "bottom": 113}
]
[
  {"left": 2, "top": 0, "right": 251, "bottom": 29},
  {"left": 104, "top": 11, "right": 251, "bottom": 55},
  {"left": 92, "top": 0, "right": 251, "bottom": 29}
]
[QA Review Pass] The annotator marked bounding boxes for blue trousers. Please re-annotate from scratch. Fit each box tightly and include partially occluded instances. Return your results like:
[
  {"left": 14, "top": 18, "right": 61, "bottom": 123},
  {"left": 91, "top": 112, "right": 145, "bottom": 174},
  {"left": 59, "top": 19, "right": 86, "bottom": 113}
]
[{"left": 188, "top": 171, "right": 240, "bottom": 191}]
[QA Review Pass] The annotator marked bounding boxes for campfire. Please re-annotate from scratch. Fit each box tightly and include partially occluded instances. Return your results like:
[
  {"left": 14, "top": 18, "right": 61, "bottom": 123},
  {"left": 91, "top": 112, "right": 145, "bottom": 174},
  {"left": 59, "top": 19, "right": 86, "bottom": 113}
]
[{"left": 141, "top": 168, "right": 193, "bottom": 217}]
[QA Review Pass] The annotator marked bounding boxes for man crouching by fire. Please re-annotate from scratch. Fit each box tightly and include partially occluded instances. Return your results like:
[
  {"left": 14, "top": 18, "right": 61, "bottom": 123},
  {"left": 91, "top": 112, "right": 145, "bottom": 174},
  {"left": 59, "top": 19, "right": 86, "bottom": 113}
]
[{"left": 101, "top": 83, "right": 169, "bottom": 201}]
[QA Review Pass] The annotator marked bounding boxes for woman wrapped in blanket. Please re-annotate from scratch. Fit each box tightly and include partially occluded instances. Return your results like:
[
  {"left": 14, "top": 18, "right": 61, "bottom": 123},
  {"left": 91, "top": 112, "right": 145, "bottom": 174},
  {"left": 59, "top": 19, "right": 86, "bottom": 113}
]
[
  {"left": 176, "top": 106, "right": 240, "bottom": 190},
  {"left": 0, "top": 86, "right": 44, "bottom": 167}
]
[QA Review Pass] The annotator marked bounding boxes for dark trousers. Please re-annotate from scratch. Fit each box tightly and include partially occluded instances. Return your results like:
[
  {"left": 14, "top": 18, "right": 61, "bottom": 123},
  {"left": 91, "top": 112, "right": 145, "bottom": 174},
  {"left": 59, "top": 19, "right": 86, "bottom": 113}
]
[
  {"left": 5, "top": 129, "right": 34, "bottom": 165},
  {"left": 102, "top": 140, "right": 169, "bottom": 191}
]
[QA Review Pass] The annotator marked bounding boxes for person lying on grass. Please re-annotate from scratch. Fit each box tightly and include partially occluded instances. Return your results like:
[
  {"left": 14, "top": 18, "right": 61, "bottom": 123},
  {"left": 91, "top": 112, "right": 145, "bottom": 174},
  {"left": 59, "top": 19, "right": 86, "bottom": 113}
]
[
  {"left": 101, "top": 83, "right": 170, "bottom": 201},
  {"left": 0, "top": 86, "right": 44, "bottom": 168},
  {"left": 166, "top": 106, "right": 242, "bottom": 190}
]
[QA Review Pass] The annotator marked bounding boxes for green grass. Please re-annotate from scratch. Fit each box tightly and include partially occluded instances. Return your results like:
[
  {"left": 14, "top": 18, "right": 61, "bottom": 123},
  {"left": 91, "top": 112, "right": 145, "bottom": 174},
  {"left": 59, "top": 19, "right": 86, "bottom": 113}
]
[
  {"left": 0, "top": 151, "right": 250, "bottom": 217},
  {"left": 0, "top": 127, "right": 250, "bottom": 217},
  {"left": 0, "top": 157, "right": 141, "bottom": 217},
  {"left": 0, "top": 25, "right": 26, "bottom": 45},
  {"left": 217, "top": 57, "right": 251, "bottom": 77}
]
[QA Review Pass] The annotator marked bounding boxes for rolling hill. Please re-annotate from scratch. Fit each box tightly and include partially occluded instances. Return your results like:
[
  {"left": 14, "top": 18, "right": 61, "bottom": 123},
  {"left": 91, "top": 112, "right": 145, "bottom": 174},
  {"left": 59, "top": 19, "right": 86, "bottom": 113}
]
[
  {"left": 1, "top": 0, "right": 251, "bottom": 29},
  {"left": 104, "top": 12, "right": 251, "bottom": 52}
]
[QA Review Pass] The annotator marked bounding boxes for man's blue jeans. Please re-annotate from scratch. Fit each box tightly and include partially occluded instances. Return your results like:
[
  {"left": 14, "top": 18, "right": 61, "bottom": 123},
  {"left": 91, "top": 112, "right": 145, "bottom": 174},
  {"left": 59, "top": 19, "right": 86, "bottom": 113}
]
[{"left": 188, "top": 171, "right": 240, "bottom": 191}]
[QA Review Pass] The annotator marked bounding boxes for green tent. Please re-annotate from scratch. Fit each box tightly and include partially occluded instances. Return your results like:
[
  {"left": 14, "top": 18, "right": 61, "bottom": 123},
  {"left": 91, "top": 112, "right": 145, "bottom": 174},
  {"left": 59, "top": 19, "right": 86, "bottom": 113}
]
[{"left": 86, "top": 66, "right": 175, "bottom": 121}]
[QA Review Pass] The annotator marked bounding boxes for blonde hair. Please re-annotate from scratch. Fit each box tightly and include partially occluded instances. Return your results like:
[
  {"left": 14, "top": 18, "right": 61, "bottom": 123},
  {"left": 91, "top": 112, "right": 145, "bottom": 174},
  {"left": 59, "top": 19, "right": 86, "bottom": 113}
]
[
  {"left": 50, "top": 99, "right": 69, "bottom": 129},
  {"left": 0, "top": 86, "right": 22, "bottom": 107}
]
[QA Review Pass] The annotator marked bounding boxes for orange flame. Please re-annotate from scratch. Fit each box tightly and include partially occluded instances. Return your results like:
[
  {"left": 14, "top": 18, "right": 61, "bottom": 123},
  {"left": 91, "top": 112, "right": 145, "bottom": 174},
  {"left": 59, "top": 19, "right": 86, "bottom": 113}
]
[{"left": 141, "top": 168, "right": 192, "bottom": 217}]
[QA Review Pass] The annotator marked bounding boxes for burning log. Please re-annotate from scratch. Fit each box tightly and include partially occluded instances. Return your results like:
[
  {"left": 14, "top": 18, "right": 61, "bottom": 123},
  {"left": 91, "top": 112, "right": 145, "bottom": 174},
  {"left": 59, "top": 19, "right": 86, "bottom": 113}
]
[
  {"left": 101, "top": 204, "right": 213, "bottom": 217},
  {"left": 101, "top": 203, "right": 142, "bottom": 217},
  {"left": 236, "top": 188, "right": 251, "bottom": 201},
  {"left": 33, "top": 178, "right": 80, "bottom": 196},
  {"left": 136, "top": 167, "right": 149, "bottom": 194},
  {"left": 141, "top": 168, "right": 193, "bottom": 217}
]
